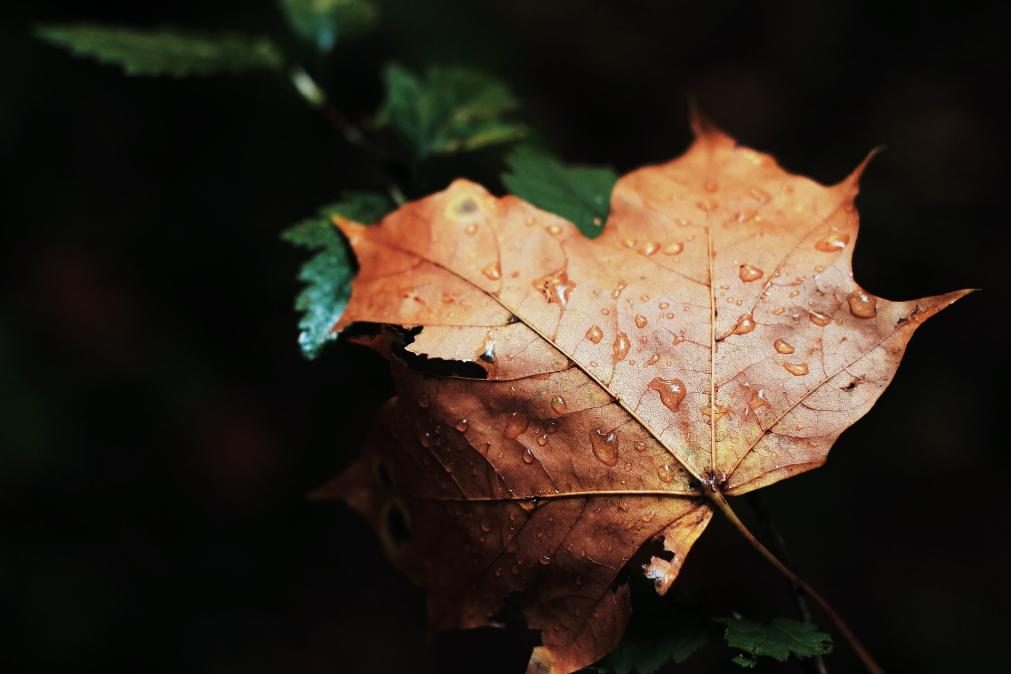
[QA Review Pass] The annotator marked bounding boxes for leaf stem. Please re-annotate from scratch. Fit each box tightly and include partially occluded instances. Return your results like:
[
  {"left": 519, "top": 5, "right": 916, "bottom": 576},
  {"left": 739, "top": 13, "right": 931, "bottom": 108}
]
[
  {"left": 747, "top": 493, "right": 829, "bottom": 674},
  {"left": 707, "top": 490, "right": 884, "bottom": 674},
  {"left": 288, "top": 66, "right": 406, "bottom": 206}
]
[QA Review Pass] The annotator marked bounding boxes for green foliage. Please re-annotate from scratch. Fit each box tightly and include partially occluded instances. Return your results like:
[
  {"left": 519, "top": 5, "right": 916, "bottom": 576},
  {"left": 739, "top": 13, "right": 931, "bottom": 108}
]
[
  {"left": 281, "top": 191, "right": 394, "bottom": 358},
  {"left": 593, "top": 622, "right": 707, "bottom": 674},
  {"left": 375, "top": 63, "right": 525, "bottom": 160},
  {"left": 35, "top": 25, "right": 282, "bottom": 77},
  {"left": 715, "top": 614, "right": 833, "bottom": 669},
  {"left": 279, "top": 0, "right": 379, "bottom": 51},
  {"left": 501, "top": 147, "right": 618, "bottom": 238}
]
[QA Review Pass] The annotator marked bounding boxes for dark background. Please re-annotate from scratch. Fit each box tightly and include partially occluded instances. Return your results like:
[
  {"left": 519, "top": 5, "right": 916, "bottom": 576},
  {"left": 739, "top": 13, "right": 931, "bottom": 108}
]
[{"left": 2, "top": 1, "right": 1006, "bottom": 672}]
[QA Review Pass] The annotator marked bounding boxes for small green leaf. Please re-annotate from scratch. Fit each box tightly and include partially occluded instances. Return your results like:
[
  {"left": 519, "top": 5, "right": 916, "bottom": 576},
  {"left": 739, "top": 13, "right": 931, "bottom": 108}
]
[
  {"left": 375, "top": 63, "right": 525, "bottom": 160},
  {"left": 281, "top": 191, "right": 394, "bottom": 358},
  {"left": 501, "top": 147, "right": 618, "bottom": 238},
  {"left": 36, "top": 24, "right": 282, "bottom": 77},
  {"left": 279, "top": 0, "right": 379, "bottom": 51},
  {"left": 716, "top": 614, "right": 833, "bottom": 668}
]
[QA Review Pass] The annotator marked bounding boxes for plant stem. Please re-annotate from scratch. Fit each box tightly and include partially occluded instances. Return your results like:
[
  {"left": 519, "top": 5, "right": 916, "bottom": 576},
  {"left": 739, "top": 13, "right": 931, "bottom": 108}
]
[
  {"left": 288, "top": 66, "right": 406, "bottom": 206},
  {"left": 747, "top": 493, "right": 829, "bottom": 674},
  {"left": 707, "top": 490, "right": 885, "bottom": 674}
]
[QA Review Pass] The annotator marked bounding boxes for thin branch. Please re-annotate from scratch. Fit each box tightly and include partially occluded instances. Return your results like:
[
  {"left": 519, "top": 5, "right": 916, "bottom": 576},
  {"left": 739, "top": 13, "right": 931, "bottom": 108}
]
[
  {"left": 707, "top": 490, "right": 885, "bottom": 674},
  {"left": 747, "top": 492, "right": 829, "bottom": 674},
  {"left": 288, "top": 66, "right": 406, "bottom": 206}
]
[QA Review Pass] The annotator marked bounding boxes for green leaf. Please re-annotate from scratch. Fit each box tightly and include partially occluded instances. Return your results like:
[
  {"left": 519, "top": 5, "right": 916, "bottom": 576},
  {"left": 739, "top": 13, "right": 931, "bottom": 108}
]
[
  {"left": 281, "top": 191, "right": 394, "bottom": 358},
  {"left": 716, "top": 614, "right": 833, "bottom": 668},
  {"left": 501, "top": 147, "right": 618, "bottom": 238},
  {"left": 35, "top": 24, "right": 282, "bottom": 77},
  {"left": 594, "top": 627, "right": 707, "bottom": 674},
  {"left": 592, "top": 585, "right": 708, "bottom": 674},
  {"left": 280, "top": 0, "right": 379, "bottom": 51},
  {"left": 375, "top": 63, "right": 525, "bottom": 160}
]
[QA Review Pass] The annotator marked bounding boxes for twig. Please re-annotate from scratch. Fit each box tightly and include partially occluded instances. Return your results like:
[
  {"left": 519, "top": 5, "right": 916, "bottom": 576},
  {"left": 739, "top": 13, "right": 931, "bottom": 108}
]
[
  {"left": 707, "top": 490, "right": 885, "bottom": 674},
  {"left": 288, "top": 66, "right": 406, "bottom": 206},
  {"left": 747, "top": 492, "right": 829, "bottom": 674}
]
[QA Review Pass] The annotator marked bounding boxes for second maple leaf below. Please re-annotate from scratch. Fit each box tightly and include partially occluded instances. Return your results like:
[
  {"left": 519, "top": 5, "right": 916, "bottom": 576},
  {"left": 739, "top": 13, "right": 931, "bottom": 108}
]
[{"left": 315, "top": 121, "right": 968, "bottom": 674}]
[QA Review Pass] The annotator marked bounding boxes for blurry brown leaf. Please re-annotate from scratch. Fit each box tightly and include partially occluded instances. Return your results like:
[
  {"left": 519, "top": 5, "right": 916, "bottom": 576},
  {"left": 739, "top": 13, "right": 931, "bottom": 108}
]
[{"left": 314, "top": 119, "right": 968, "bottom": 673}]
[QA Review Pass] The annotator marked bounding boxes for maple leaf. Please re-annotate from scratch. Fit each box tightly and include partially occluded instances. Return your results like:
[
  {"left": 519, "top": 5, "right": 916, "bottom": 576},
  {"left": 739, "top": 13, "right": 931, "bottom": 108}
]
[{"left": 313, "top": 118, "right": 969, "bottom": 673}]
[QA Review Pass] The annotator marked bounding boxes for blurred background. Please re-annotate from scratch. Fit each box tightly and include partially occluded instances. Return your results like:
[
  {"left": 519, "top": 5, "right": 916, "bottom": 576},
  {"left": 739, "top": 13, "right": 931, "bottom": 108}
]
[{"left": 2, "top": 1, "right": 1006, "bottom": 672}]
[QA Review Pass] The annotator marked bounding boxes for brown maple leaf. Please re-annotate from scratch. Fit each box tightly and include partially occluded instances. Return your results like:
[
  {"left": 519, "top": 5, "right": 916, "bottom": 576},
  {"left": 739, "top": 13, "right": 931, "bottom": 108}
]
[{"left": 313, "top": 119, "right": 969, "bottom": 674}]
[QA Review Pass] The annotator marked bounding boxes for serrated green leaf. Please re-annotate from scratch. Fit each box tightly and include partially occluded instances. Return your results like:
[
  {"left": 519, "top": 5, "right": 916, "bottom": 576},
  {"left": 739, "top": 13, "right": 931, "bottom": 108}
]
[
  {"left": 592, "top": 588, "right": 708, "bottom": 674},
  {"left": 281, "top": 191, "right": 394, "bottom": 358},
  {"left": 501, "top": 147, "right": 617, "bottom": 238},
  {"left": 375, "top": 63, "right": 525, "bottom": 160},
  {"left": 716, "top": 614, "right": 833, "bottom": 668},
  {"left": 279, "top": 0, "right": 379, "bottom": 51},
  {"left": 36, "top": 24, "right": 283, "bottom": 77}
]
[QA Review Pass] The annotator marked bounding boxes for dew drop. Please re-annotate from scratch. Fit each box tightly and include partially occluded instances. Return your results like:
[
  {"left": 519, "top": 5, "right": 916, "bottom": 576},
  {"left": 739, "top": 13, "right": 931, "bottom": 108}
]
[
  {"left": 480, "top": 518, "right": 492, "bottom": 533},
  {"left": 663, "top": 242, "right": 684, "bottom": 255},
  {"left": 634, "top": 314, "right": 648, "bottom": 329},
  {"left": 649, "top": 377, "right": 686, "bottom": 411},
  {"left": 739, "top": 264, "right": 763, "bottom": 282},
  {"left": 611, "top": 280, "right": 628, "bottom": 299},
  {"left": 773, "top": 338, "right": 795, "bottom": 354},
  {"left": 465, "top": 223, "right": 478, "bottom": 235},
  {"left": 612, "top": 332, "right": 631, "bottom": 361},
  {"left": 645, "top": 352, "right": 660, "bottom": 367},
  {"left": 622, "top": 238, "right": 637, "bottom": 249},
  {"left": 847, "top": 289, "right": 877, "bottom": 318},
  {"left": 533, "top": 268, "right": 575, "bottom": 306},
  {"left": 656, "top": 462, "right": 675, "bottom": 483},
  {"left": 503, "top": 412, "right": 529, "bottom": 439},
  {"left": 815, "top": 232, "right": 850, "bottom": 252},
  {"left": 642, "top": 241, "right": 660, "bottom": 256},
  {"left": 748, "top": 388, "right": 771, "bottom": 411},
  {"left": 536, "top": 434, "right": 548, "bottom": 447},
  {"left": 586, "top": 325, "right": 603, "bottom": 344},
  {"left": 482, "top": 261, "right": 502, "bottom": 281},
  {"left": 546, "top": 224, "right": 562, "bottom": 236},
  {"left": 659, "top": 301, "right": 670, "bottom": 310},
  {"left": 419, "top": 431, "right": 435, "bottom": 448},
  {"left": 545, "top": 420, "right": 560, "bottom": 435},
  {"left": 732, "top": 314, "right": 756, "bottom": 335},
  {"left": 634, "top": 440, "right": 647, "bottom": 452},
  {"left": 772, "top": 306, "right": 786, "bottom": 316},
  {"left": 455, "top": 418, "right": 469, "bottom": 433},
  {"left": 783, "top": 361, "right": 809, "bottom": 376},
  {"left": 809, "top": 310, "right": 832, "bottom": 326},
  {"left": 697, "top": 198, "right": 718, "bottom": 212},
  {"left": 748, "top": 186, "right": 772, "bottom": 203},
  {"left": 539, "top": 553, "right": 552, "bottom": 565},
  {"left": 521, "top": 448, "right": 535, "bottom": 464},
  {"left": 550, "top": 395, "right": 568, "bottom": 415},
  {"left": 589, "top": 429, "right": 619, "bottom": 466}
]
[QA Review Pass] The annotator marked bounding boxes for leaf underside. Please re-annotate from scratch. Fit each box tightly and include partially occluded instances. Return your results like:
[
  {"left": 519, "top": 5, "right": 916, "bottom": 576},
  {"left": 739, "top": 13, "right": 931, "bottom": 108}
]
[{"left": 315, "top": 120, "right": 968, "bottom": 673}]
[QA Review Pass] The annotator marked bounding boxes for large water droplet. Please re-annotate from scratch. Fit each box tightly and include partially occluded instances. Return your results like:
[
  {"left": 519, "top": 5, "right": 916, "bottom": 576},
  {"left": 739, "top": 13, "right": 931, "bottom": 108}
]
[
  {"left": 732, "top": 314, "right": 756, "bottom": 335},
  {"left": 815, "top": 232, "right": 850, "bottom": 252},
  {"left": 613, "top": 332, "right": 631, "bottom": 361},
  {"left": 773, "top": 338, "right": 795, "bottom": 354},
  {"left": 532, "top": 268, "right": 575, "bottom": 306},
  {"left": 649, "top": 377, "right": 686, "bottom": 411},
  {"left": 739, "top": 264, "right": 764, "bottom": 282},
  {"left": 847, "top": 289, "right": 877, "bottom": 318},
  {"left": 503, "top": 412, "right": 529, "bottom": 439},
  {"left": 783, "top": 361, "right": 809, "bottom": 376},
  {"left": 550, "top": 395, "right": 567, "bottom": 415},
  {"left": 656, "top": 462, "right": 675, "bottom": 483},
  {"left": 589, "top": 429, "right": 620, "bottom": 466},
  {"left": 809, "top": 310, "right": 832, "bottom": 326},
  {"left": 634, "top": 314, "right": 648, "bottom": 329},
  {"left": 455, "top": 418, "right": 469, "bottom": 433},
  {"left": 586, "top": 325, "right": 603, "bottom": 344},
  {"left": 482, "top": 261, "right": 502, "bottom": 280}
]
